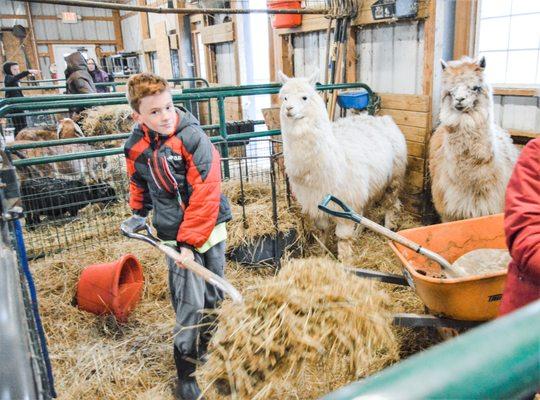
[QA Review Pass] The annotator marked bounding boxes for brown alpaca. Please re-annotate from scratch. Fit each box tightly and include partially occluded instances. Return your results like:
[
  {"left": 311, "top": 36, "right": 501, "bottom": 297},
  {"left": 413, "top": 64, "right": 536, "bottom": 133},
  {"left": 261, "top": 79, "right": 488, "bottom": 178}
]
[{"left": 429, "top": 57, "right": 518, "bottom": 222}]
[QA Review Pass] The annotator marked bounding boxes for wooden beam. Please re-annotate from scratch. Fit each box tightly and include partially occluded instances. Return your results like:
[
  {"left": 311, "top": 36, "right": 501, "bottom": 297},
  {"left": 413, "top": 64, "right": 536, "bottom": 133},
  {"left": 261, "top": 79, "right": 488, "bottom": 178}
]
[
  {"left": 276, "top": 15, "right": 331, "bottom": 35},
  {"left": 0, "top": 14, "right": 28, "bottom": 19},
  {"left": 201, "top": 22, "right": 235, "bottom": 45},
  {"left": 36, "top": 39, "right": 117, "bottom": 45},
  {"left": 112, "top": 9, "right": 124, "bottom": 51},
  {"left": 25, "top": 2, "right": 40, "bottom": 71},
  {"left": 155, "top": 21, "right": 173, "bottom": 79},
  {"left": 509, "top": 128, "right": 540, "bottom": 145},
  {"left": 453, "top": 0, "right": 478, "bottom": 59},
  {"left": 48, "top": 44, "right": 55, "bottom": 64},
  {"left": 422, "top": 0, "right": 436, "bottom": 100},
  {"left": 345, "top": 25, "right": 357, "bottom": 83},
  {"left": 120, "top": 11, "right": 137, "bottom": 20},
  {"left": 493, "top": 87, "right": 540, "bottom": 97}
]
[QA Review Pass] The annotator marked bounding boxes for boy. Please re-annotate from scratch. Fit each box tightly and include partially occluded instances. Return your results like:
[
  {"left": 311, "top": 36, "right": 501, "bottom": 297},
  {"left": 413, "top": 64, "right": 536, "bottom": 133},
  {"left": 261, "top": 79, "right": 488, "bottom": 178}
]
[
  {"left": 2, "top": 61, "right": 40, "bottom": 134},
  {"left": 121, "top": 73, "right": 231, "bottom": 400}
]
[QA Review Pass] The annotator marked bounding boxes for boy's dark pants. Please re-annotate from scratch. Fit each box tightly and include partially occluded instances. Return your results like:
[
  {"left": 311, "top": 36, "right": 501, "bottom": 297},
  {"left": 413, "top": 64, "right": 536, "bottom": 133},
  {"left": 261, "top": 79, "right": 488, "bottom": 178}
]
[{"left": 167, "top": 241, "right": 226, "bottom": 361}]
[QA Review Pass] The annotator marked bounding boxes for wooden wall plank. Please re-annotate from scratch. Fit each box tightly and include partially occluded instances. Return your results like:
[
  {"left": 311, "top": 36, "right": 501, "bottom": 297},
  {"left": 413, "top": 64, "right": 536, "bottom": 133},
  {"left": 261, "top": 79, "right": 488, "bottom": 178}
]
[
  {"left": 379, "top": 109, "right": 429, "bottom": 128},
  {"left": 201, "top": 22, "right": 234, "bottom": 45},
  {"left": 379, "top": 93, "right": 430, "bottom": 112}
]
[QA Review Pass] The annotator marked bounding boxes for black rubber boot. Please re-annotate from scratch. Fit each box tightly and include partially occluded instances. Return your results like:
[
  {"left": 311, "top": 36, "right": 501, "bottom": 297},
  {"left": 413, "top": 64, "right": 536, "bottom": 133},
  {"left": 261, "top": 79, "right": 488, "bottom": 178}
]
[{"left": 174, "top": 347, "right": 203, "bottom": 400}]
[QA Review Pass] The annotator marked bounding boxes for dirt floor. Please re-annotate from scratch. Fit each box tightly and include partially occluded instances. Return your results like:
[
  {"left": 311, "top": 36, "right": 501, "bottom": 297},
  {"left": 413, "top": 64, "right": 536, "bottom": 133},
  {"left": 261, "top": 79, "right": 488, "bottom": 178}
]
[{"left": 31, "top": 210, "right": 442, "bottom": 400}]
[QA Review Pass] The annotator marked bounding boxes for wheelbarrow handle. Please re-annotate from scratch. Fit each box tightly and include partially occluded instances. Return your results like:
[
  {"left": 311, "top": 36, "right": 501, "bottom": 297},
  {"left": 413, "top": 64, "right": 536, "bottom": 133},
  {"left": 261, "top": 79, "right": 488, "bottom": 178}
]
[
  {"left": 318, "top": 195, "right": 459, "bottom": 274},
  {"left": 121, "top": 224, "right": 243, "bottom": 304}
]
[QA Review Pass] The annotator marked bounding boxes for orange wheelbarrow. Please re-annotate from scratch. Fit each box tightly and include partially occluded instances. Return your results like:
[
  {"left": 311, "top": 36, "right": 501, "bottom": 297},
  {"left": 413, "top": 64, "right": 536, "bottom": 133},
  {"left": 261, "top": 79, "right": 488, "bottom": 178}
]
[{"left": 318, "top": 195, "right": 508, "bottom": 330}]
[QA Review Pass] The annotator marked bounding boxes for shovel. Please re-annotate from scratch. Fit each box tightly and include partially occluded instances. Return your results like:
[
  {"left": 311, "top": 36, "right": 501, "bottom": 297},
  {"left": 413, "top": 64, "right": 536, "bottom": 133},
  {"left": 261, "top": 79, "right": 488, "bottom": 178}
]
[
  {"left": 121, "top": 223, "right": 243, "bottom": 303},
  {"left": 318, "top": 195, "right": 468, "bottom": 278}
]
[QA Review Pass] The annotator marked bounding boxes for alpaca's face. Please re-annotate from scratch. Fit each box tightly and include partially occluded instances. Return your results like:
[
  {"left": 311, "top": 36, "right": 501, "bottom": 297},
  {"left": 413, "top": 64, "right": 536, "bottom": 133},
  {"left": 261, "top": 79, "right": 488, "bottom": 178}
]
[
  {"left": 277, "top": 72, "right": 321, "bottom": 122},
  {"left": 279, "top": 84, "right": 318, "bottom": 120},
  {"left": 441, "top": 57, "right": 488, "bottom": 113}
]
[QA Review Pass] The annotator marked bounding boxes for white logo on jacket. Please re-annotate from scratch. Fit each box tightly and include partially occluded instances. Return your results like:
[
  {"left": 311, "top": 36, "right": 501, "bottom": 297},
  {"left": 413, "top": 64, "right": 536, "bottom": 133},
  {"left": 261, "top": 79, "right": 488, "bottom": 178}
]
[{"left": 167, "top": 155, "right": 182, "bottom": 161}]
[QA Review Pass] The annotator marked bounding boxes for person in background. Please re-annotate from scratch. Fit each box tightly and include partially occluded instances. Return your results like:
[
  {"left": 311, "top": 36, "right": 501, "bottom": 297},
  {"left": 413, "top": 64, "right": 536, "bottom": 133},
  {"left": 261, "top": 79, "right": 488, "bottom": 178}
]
[
  {"left": 64, "top": 52, "right": 96, "bottom": 117},
  {"left": 2, "top": 61, "right": 40, "bottom": 134},
  {"left": 499, "top": 137, "right": 540, "bottom": 316},
  {"left": 87, "top": 58, "right": 113, "bottom": 93},
  {"left": 64, "top": 52, "right": 96, "bottom": 95}
]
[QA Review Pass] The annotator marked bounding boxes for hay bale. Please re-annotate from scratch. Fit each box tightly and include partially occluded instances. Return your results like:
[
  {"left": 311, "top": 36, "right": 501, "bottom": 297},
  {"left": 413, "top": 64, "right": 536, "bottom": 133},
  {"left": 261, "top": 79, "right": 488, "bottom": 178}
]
[
  {"left": 80, "top": 105, "right": 135, "bottom": 148},
  {"left": 197, "top": 257, "right": 399, "bottom": 399}
]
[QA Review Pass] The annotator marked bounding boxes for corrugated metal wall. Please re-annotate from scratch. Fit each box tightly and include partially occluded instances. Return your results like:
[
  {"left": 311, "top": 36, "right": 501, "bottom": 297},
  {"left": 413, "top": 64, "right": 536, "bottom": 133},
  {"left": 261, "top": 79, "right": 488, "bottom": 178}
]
[
  {"left": 0, "top": 1, "right": 27, "bottom": 28},
  {"left": 30, "top": 4, "right": 116, "bottom": 43},
  {"left": 215, "top": 42, "right": 237, "bottom": 84},
  {"left": 493, "top": 95, "right": 540, "bottom": 132},
  {"left": 356, "top": 21, "right": 425, "bottom": 95},
  {"left": 291, "top": 22, "right": 425, "bottom": 94}
]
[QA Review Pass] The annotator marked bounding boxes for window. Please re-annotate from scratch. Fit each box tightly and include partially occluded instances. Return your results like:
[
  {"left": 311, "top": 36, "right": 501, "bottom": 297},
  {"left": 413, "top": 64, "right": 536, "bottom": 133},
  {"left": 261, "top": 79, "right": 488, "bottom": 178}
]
[{"left": 477, "top": 0, "right": 540, "bottom": 86}]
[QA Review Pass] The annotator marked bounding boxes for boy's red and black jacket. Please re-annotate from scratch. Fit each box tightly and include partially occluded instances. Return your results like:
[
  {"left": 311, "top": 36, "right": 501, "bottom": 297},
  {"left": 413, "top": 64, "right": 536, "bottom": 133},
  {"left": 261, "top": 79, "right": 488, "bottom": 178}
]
[{"left": 124, "top": 107, "right": 231, "bottom": 249}]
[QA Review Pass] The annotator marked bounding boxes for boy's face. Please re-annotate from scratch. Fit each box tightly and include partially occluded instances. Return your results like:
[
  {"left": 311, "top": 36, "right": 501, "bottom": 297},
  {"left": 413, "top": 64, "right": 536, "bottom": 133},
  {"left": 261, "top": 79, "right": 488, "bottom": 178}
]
[
  {"left": 133, "top": 90, "right": 176, "bottom": 135},
  {"left": 10, "top": 64, "right": 20, "bottom": 75}
]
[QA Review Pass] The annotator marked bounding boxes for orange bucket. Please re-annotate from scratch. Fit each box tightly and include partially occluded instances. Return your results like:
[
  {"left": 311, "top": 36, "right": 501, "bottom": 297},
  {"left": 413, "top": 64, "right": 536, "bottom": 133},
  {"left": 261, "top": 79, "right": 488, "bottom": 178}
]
[
  {"left": 76, "top": 254, "right": 144, "bottom": 322},
  {"left": 267, "top": 0, "right": 302, "bottom": 29},
  {"left": 389, "top": 214, "right": 508, "bottom": 321}
]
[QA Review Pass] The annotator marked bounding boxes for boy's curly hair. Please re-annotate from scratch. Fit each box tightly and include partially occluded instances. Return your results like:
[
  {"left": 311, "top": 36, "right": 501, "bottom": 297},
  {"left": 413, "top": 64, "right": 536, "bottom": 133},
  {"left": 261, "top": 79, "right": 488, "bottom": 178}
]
[{"left": 126, "top": 73, "right": 169, "bottom": 112}]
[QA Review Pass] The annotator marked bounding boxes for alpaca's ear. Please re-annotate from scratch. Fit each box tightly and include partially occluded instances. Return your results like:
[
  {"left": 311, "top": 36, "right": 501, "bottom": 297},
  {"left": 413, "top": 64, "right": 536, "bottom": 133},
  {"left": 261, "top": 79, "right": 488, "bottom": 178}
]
[
  {"left": 307, "top": 69, "right": 319, "bottom": 86},
  {"left": 278, "top": 70, "right": 290, "bottom": 84},
  {"left": 441, "top": 59, "right": 448, "bottom": 70},
  {"left": 477, "top": 56, "right": 486, "bottom": 69}
]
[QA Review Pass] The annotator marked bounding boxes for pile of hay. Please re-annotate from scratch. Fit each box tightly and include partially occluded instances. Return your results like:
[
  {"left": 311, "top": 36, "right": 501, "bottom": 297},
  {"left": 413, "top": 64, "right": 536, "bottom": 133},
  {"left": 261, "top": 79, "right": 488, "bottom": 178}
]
[
  {"left": 222, "top": 180, "right": 310, "bottom": 251},
  {"left": 32, "top": 237, "right": 277, "bottom": 400},
  {"left": 197, "top": 257, "right": 399, "bottom": 399},
  {"left": 80, "top": 105, "right": 134, "bottom": 148}
]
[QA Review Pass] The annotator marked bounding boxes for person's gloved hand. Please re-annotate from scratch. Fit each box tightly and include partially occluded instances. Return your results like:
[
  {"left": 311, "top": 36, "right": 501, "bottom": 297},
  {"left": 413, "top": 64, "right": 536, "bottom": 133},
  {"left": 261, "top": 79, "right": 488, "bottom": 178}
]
[{"left": 120, "top": 215, "right": 147, "bottom": 234}]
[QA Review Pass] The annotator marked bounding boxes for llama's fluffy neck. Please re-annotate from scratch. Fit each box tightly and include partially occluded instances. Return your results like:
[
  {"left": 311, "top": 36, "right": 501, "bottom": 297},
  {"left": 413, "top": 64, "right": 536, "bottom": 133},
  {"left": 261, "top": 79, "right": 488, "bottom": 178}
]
[
  {"left": 281, "top": 108, "right": 341, "bottom": 185},
  {"left": 439, "top": 93, "right": 497, "bottom": 162}
]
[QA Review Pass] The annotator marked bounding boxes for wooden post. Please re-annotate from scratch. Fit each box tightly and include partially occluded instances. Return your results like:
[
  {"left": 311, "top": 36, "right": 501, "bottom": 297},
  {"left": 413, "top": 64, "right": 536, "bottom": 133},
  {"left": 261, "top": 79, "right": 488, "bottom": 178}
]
[
  {"left": 24, "top": 2, "right": 40, "bottom": 70},
  {"left": 346, "top": 25, "right": 357, "bottom": 83},
  {"left": 453, "top": 0, "right": 478, "bottom": 59},
  {"left": 112, "top": 10, "right": 124, "bottom": 52},
  {"left": 138, "top": 0, "right": 151, "bottom": 70}
]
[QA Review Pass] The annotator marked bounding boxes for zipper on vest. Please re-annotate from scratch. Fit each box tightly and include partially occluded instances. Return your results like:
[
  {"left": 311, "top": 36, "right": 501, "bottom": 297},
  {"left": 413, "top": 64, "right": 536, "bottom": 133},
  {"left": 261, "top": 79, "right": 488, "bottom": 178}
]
[
  {"left": 147, "top": 159, "right": 164, "bottom": 191},
  {"left": 161, "top": 156, "right": 185, "bottom": 211}
]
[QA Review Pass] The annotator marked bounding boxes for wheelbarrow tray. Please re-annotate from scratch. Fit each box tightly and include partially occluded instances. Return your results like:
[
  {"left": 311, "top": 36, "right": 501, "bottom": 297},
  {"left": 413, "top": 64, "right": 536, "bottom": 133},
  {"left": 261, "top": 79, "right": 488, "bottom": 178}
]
[{"left": 388, "top": 214, "right": 507, "bottom": 322}]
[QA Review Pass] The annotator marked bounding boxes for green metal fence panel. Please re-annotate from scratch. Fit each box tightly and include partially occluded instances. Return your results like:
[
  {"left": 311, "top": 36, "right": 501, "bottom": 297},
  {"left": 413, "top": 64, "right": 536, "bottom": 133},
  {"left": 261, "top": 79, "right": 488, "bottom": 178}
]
[{"left": 321, "top": 300, "right": 540, "bottom": 400}]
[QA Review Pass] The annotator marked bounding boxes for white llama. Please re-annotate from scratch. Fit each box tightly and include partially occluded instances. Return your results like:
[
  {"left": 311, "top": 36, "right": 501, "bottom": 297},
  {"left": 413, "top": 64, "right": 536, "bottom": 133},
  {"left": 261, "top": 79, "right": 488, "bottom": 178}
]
[
  {"left": 278, "top": 71, "right": 408, "bottom": 260},
  {"left": 429, "top": 57, "right": 519, "bottom": 222}
]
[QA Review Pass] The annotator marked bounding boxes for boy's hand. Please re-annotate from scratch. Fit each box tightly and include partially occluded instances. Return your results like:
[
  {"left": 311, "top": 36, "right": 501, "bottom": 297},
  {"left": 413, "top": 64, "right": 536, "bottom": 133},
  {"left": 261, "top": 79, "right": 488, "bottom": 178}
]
[{"left": 176, "top": 246, "right": 195, "bottom": 269}]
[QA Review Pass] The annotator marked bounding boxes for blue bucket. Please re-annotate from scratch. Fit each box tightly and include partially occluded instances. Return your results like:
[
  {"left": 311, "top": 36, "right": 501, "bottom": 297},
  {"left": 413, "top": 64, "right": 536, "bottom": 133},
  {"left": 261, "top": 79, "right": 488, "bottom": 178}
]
[{"left": 337, "top": 89, "right": 369, "bottom": 110}]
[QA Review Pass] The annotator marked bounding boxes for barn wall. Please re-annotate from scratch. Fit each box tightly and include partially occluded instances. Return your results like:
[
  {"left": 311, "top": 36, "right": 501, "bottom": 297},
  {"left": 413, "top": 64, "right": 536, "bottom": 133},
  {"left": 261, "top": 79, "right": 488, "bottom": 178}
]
[
  {"left": 493, "top": 95, "right": 540, "bottom": 132},
  {"left": 356, "top": 21, "right": 425, "bottom": 95}
]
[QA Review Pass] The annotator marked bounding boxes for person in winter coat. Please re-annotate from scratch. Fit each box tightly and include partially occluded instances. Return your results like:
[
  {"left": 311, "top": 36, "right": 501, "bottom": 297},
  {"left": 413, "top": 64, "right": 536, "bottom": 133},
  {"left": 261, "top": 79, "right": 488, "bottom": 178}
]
[
  {"left": 120, "top": 73, "right": 231, "bottom": 400},
  {"left": 499, "top": 137, "right": 540, "bottom": 316},
  {"left": 64, "top": 52, "right": 96, "bottom": 95},
  {"left": 87, "top": 58, "right": 113, "bottom": 93},
  {"left": 2, "top": 61, "right": 40, "bottom": 134}
]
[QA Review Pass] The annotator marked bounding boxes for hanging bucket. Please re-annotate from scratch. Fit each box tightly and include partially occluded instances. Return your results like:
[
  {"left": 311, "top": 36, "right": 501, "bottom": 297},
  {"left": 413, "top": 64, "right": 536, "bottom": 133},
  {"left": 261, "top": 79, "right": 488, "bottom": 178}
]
[
  {"left": 76, "top": 254, "right": 144, "bottom": 322},
  {"left": 267, "top": 0, "right": 302, "bottom": 29}
]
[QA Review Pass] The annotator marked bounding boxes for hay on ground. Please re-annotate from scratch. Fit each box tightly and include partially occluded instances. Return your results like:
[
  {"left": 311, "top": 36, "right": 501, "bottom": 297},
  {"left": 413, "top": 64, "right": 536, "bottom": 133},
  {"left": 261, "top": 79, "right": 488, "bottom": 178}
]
[
  {"left": 221, "top": 180, "right": 310, "bottom": 250},
  {"left": 197, "top": 257, "right": 399, "bottom": 400}
]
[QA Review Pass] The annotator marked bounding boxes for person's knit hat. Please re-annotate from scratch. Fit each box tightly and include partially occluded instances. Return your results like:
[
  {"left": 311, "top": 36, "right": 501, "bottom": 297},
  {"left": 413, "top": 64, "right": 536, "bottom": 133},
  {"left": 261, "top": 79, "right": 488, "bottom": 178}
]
[{"left": 3, "top": 61, "right": 18, "bottom": 75}]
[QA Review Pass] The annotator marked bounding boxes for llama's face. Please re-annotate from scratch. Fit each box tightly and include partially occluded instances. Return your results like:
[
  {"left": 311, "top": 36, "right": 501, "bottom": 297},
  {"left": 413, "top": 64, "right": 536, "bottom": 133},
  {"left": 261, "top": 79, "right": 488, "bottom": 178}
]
[
  {"left": 278, "top": 71, "right": 321, "bottom": 121},
  {"left": 441, "top": 57, "right": 488, "bottom": 113}
]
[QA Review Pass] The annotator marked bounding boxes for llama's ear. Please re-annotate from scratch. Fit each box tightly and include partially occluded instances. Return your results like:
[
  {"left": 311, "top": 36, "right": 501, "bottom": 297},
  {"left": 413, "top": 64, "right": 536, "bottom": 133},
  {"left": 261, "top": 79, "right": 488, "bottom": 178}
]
[
  {"left": 278, "top": 70, "right": 290, "bottom": 84},
  {"left": 477, "top": 56, "right": 486, "bottom": 69},
  {"left": 441, "top": 59, "right": 448, "bottom": 70},
  {"left": 307, "top": 69, "right": 319, "bottom": 86}
]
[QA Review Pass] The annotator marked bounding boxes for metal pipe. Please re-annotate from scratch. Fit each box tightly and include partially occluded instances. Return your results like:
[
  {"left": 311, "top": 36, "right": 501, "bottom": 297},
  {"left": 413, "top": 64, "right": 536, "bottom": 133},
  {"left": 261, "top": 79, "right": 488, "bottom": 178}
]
[
  {"left": 23, "top": 0, "right": 329, "bottom": 15},
  {"left": 11, "top": 129, "right": 281, "bottom": 167},
  {"left": 321, "top": 300, "right": 540, "bottom": 400}
]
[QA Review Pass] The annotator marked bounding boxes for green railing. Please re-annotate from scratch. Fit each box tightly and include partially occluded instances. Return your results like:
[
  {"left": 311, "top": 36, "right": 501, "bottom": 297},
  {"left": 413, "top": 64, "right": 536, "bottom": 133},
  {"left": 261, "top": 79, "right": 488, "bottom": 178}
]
[
  {"left": 4, "top": 82, "right": 378, "bottom": 171},
  {"left": 321, "top": 299, "right": 540, "bottom": 400},
  {"left": 0, "top": 77, "right": 210, "bottom": 93}
]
